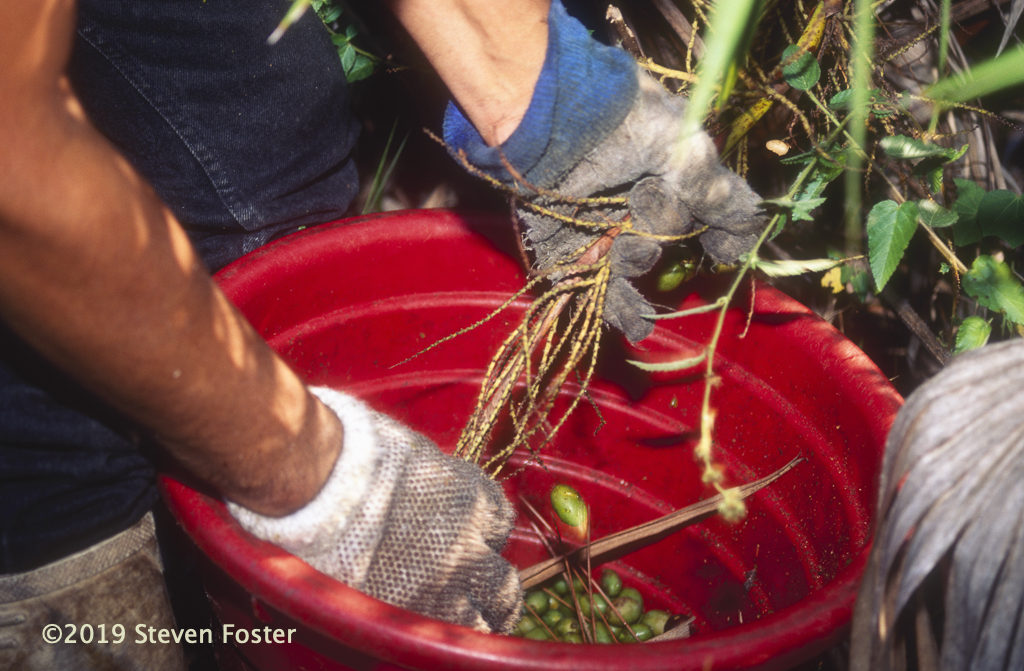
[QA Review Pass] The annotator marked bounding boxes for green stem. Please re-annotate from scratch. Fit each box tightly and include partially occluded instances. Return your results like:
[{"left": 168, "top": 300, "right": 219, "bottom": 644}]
[
  {"left": 691, "top": 155, "right": 819, "bottom": 502},
  {"left": 845, "top": 0, "right": 875, "bottom": 256}
]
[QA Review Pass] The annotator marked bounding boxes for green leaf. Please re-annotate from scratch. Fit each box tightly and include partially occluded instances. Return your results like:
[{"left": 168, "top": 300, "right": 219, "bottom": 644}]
[
  {"left": 962, "top": 255, "right": 1024, "bottom": 325},
  {"left": 781, "top": 45, "right": 821, "bottom": 91},
  {"left": 954, "top": 316, "right": 992, "bottom": 354},
  {"left": 917, "top": 199, "right": 958, "bottom": 228},
  {"left": 762, "top": 196, "right": 827, "bottom": 222},
  {"left": 828, "top": 87, "right": 894, "bottom": 116},
  {"left": 339, "top": 42, "right": 357, "bottom": 72},
  {"left": 316, "top": 3, "right": 342, "bottom": 23},
  {"left": 828, "top": 88, "right": 855, "bottom": 108},
  {"left": 952, "top": 178, "right": 986, "bottom": 245},
  {"left": 867, "top": 200, "right": 919, "bottom": 290},
  {"left": 752, "top": 257, "right": 846, "bottom": 277},
  {"left": 345, "top": 54, "right": 375, "bottom": 82},
  {"left": 879, "top": 135, "right": 964, "bottom": 161},
  {"left": 951, "top": 180, "right": 1024, "bottom": 246},
  {"left": 845, "top": 266, "right": 872, "bottom": 300},
  {"left": 977, "top": 190, "right": 1024, "bottom": 247}
]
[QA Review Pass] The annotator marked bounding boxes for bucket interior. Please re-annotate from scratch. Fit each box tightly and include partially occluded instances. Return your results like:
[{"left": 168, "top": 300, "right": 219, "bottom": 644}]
[{"left": 164, "top": 209, "right": 902, "bottom": 671}]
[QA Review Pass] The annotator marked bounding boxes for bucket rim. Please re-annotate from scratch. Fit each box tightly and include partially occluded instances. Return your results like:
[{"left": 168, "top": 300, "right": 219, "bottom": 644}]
[{"left": 163, "top": 208, "right": 902, "bottom": 671}]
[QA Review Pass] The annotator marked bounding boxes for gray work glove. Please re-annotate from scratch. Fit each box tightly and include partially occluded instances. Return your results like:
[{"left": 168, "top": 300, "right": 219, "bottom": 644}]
[
  {"left": 516, "top": 73, "right": 766, "bottom": 342},
  {"left": 227, "top": 387, "right": 521, "bottom": 634}
]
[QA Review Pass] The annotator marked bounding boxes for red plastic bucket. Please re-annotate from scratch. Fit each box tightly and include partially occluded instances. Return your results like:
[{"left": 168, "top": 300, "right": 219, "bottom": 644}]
[{"left": 160, "top": 209, "right": 901, "bottom": 670}]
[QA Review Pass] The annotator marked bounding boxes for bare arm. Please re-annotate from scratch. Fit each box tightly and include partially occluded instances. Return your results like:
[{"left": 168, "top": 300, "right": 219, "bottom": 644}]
[
  {"left": 386, "top": 0, "right": 549, "bottom": 146},
  {"left": 0, "top": 0, "right": 551, "bottom": 516},
  {"left": 0, "top": 0, "right": 341, "bottom": 515}
]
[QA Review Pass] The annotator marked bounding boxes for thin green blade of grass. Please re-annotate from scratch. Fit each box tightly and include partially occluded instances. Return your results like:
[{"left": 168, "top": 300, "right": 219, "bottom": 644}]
[
  {"left": 268, "top": 0, "right": 311, "bottom": 45},
  {"left": 926, "top": 44, "right": 1024, "bottom": 107},
  {"left": 681, "top": 0, "right": 761, "bottom": 137},
  {"left": 844, "top": 0, "right": 875, "bottom": 256},
  {"left": 938, "top": 0, "right": 951, "bottom": 75},
  {"left": 362, "top": 120, "right": 409, "bottom": 214}
]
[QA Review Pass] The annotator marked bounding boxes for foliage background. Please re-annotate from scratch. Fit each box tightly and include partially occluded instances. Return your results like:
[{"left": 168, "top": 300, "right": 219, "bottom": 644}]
[{"left": 330, "top": 0, "right": 1024, "bottom": 401}]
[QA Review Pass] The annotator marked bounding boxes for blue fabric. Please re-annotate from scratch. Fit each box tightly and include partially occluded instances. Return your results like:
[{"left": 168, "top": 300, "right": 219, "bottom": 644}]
[
  {"left": 442, "top": 0, "right": 638, "bottom": 189},
  {"left": 1, "top": 0, "right": 358, "bottom": 573},
  {"left": 69, "top": 0, "right": 360, "bottom": 272}
]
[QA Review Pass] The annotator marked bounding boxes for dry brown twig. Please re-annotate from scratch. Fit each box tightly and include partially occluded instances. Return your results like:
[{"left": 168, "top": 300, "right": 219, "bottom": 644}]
[{"left": 519, "top": 457, "right": 802, "bottom": 588}]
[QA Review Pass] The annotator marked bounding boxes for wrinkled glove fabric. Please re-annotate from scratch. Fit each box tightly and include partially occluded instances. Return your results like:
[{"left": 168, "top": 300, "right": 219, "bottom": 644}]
[
  {"left": 444, "top": 0, "right": 766, "bottom": 342},
  {"left": 227, "top": 387, "right": 521, "bottom": 634}
]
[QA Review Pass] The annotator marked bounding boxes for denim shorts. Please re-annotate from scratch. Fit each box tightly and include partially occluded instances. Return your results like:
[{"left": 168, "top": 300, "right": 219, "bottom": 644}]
[{"left": 0, "top": 0, "right": 359, "bottom": 572}]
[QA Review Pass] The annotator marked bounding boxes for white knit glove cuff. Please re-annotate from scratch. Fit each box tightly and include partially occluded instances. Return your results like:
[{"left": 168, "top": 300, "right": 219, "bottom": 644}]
[{"left": 226, "top": 386, "right": 380, "bottom": 555}]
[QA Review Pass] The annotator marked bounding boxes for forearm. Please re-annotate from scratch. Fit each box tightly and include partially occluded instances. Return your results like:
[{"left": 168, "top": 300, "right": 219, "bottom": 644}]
[
  {"left": 386, "top": 0, "right": 549, "bottom": 145},
  {"left": 0, "top": 2, "right": 340, "bottom": 515}
]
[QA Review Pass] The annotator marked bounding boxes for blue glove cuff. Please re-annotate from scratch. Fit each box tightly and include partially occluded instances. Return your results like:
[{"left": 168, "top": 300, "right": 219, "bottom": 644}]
[{"left": 442, "top": 0, "right": 638, "bottom": 189}]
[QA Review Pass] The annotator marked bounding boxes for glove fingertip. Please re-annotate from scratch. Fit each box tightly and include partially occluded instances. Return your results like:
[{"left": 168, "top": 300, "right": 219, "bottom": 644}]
[
  {"left": 700, "top": 229, "right": 761, "bottom": 265},
  {"left": 487, "top": 561, "right": 524, "bottom": 635},
  {"left": 604, "top": 277, "right": 656, "bottom": 343},
  {"left": 628, "top": 176, "right": 693, "bottom": 237}
]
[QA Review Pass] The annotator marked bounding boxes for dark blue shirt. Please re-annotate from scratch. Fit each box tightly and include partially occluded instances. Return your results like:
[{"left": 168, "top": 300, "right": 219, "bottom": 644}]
[{"left": 0, "top": 0, "right": 359, "bottom": 572}]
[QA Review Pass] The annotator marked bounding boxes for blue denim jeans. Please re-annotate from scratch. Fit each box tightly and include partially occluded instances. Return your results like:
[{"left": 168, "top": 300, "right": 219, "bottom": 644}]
[{"left": 0, "top": 0, "right": 359, "bottom": 572}]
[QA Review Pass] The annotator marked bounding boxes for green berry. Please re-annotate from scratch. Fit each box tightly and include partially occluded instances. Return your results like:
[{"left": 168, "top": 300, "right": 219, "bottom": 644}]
[
  {"left": 608, "top": 594, "right": 643, "bottom": 626},
  {"left": 541, "top": 609, "right": 563, "bottom": 627},
  {"left": 577, "top": 593, "right": 608, "bottom": 618},
  {"left": 554, "top": 616, "right": 579, "bottom": 637},
  {"left": 524, "top": 590, "right": 548, "bottom": 615},
  {"left": 550, "top": 484, "right": 589, "bottom": 529},
  {"left": 514, "top": 615, "right": 539, "bottom": 636},
  {"left": 600, "top": 569, "right": 623, "bottom": 598},
  {"left": 593, "top": 622, "right": 615, "bottom": 644},
  {"left": 614, "top": 626, "right": 634, "bottom": 643},
  {"left": 640, "top": 609, "right": 670, "bottom": 636},
  {"left": 524, "top": 628, "right": 552, "bottom": 641},
  {"left": 618, "top": 587, "right": 644, "bottom": 610},
  {"left": 631, "top": 622, "right": 654, "bottom": 641},
  {"left": 615, "top": 622, "right": 653, "bottom": 642}
]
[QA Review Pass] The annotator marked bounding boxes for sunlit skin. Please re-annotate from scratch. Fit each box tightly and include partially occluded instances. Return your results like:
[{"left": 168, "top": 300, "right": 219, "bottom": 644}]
[
  {"left": 0, "top": 0, "right": 344, "bottom": 515},
  {"left": 387, "top": 0, "right": 548, "bottom": 146},
  {"left": 0, "top": 1, "right": 546, "bottom": 516}
]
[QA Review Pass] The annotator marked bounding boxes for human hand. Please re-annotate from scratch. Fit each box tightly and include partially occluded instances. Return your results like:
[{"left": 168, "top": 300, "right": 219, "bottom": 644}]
[
  {"left": 443, "top": 1, "right": 766, "bottom": 343},
  {"left": 227, "top": 387, "right": 521, "bottom": 633},
  {"left": 516, "top": 72, "right": 767, "bottom": 342}
]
